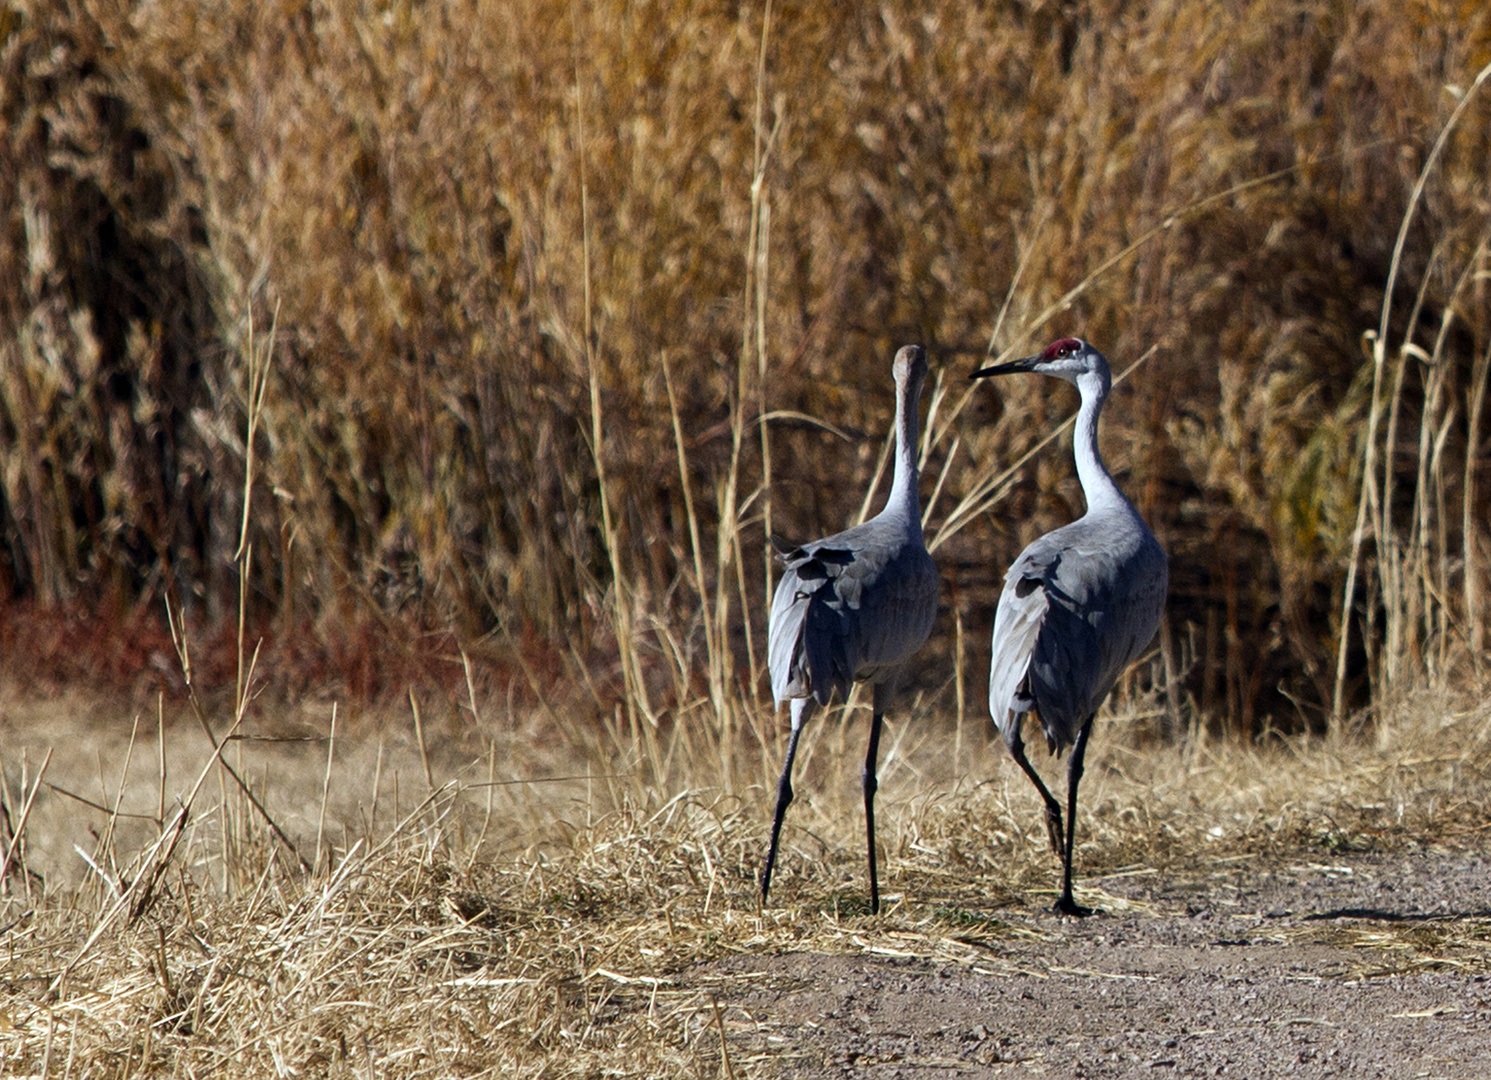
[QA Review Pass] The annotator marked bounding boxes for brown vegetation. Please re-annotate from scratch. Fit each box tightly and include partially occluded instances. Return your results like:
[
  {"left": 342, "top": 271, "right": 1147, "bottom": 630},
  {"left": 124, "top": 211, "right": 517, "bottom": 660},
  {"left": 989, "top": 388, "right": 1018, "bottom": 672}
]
[{"left": 1, "top": 0, "right": 1488, "bottom": 731}]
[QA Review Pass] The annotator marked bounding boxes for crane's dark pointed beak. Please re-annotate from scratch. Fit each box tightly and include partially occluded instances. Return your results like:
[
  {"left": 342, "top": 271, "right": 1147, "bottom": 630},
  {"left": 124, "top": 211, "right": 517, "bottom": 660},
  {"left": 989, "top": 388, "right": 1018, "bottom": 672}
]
[{"left": 970, "top": 354, "right": 1042, "bottom": 379}]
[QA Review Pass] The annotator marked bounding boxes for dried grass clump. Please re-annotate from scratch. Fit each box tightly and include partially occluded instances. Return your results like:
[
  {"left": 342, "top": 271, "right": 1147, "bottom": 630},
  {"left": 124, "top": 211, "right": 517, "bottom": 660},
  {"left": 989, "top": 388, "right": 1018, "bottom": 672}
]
[
  {"left": 3, "top": 804, "right": 726, "bottom": 1077},
  {"left": 1, "top": 1, "right": 1489, "bottom": 731},
  {"left": 5, "top": 690, "right": 1491, "bottom": 1077}
]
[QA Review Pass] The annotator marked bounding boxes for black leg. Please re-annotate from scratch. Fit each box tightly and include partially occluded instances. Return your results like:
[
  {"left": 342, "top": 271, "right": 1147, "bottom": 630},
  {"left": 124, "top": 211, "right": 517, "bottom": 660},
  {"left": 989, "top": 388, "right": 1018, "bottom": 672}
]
[
  {"left": 862, "top": 705, "right": 886, "bottom": 915},
  {"left": 761, "top": 697, "right": 813, "bottom": 907},
  {"left": 1007, "top": 720, "right": 1065, "bottom": 858},
  {"left": 1053, "top": 715, "right": 1095, "bottom": 917}
]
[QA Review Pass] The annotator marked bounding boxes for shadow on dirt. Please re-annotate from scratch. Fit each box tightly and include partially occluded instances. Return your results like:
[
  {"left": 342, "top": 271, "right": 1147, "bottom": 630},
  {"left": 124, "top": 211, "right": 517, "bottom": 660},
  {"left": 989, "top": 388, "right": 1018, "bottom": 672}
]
[{"left": 695, "top": 848, "right": 1491, "bottom": 1079}]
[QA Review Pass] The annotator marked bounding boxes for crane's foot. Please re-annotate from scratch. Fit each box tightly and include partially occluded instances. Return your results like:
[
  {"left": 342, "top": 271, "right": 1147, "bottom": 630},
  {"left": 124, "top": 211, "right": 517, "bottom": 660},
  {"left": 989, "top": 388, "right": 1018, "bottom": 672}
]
[
  {"left": 1052, "top": 894, "right": 1094, "bottom": 918},
  {"left": 759, "top": 857, "right": 780, "bottom": 908},
  {"left": 759, "top": 844, "right": 781, "bottom": 908}
]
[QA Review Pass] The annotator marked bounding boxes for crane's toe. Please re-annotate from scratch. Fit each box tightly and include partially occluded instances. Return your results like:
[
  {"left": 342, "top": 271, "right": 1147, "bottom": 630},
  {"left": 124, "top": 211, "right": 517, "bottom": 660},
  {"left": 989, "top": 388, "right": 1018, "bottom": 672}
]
[{"left": 1052, "top": 895, "right": 1094, "bottom": 918}]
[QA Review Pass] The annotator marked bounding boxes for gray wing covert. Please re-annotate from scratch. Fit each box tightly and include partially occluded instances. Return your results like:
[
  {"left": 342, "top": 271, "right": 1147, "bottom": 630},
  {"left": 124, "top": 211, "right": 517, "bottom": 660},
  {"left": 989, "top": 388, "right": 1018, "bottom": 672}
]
[
  {"left": 991, "top": 532, "right": 1116, "bottom": 752},
  {"left": 1090, "top": 536, "right": 1168, "bottom": 696},
  {"left": 848, "top": 540, "right": 938, "bottom": 676},
  {"left": 1025, "top": 557, "right": 1108, "bottom": 748},
  {"left": 988, "top": 542, "right": 1055, "bottom": 743},
  {"left": 767, "top": 536, "right": 860, "bottom": 706},
  {"left": 1021, "top": 528, "right": 1167, "bottom": 751},
  {"left": 766, "top": 521, "right": 935, "bottom": 706}
]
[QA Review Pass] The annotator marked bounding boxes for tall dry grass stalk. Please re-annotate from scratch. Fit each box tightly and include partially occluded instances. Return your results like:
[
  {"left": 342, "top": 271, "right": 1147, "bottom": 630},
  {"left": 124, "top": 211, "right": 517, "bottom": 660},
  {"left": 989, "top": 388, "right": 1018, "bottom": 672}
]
[{"left": 1334, "top": 56, "right": 1491, "bottom": 720}]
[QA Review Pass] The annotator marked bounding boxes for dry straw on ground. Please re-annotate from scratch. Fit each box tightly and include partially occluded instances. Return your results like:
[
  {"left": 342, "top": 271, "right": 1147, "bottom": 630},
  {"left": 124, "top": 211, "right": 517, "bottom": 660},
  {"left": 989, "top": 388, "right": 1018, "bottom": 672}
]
[{"left": 4, "top": 688, "right": 1491, "bottom": 1078}]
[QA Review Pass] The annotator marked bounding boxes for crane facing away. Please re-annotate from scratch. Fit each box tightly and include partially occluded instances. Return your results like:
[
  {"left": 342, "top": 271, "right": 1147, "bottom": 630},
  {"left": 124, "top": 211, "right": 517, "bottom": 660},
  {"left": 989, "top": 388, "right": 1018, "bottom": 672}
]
[
  {"left": 972, "top": 338, "right": 1167, "bottom": 917},
  {"left": 761, "top": 344, "right": 939, "bottom": 914}
]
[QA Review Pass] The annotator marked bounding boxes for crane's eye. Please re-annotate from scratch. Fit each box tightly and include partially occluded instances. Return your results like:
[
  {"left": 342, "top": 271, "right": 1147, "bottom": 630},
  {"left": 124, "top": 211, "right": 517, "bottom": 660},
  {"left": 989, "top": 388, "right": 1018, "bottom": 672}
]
[{"left": 1040, "top": 337, "right": 1083, "bottom": 361}]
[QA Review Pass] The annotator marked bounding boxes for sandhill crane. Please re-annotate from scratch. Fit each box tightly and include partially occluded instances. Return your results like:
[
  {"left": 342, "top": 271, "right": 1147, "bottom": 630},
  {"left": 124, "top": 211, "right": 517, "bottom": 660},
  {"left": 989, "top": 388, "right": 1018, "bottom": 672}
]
[
  {"left": 973, "top": 338, "right": 1167, "bottom": 916},
  {"left": 761, "top": 344, "right": 939, "bottom": 914}
]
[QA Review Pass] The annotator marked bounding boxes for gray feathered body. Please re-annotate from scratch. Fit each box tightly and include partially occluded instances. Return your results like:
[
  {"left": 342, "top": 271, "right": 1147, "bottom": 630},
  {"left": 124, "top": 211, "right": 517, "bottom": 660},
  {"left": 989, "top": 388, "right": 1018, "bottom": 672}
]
[
  {"left": 989, "top": 505, "right": 1167, "bottom": 753},
  {"left": 757, "top": 344, "right": 935, "bottom": 914},
  {"left": 768, "top": 515, "right": 938, "bottom": 707},
  {"left": 974, "top": 336, "right": 1167, "bottom": 916}
]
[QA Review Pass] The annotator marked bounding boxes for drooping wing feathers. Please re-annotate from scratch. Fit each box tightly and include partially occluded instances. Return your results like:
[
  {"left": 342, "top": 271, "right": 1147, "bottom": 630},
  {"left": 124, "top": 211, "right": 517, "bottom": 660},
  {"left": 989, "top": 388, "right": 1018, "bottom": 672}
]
[
  {"left": 986, "top": 558, "right": 1052, "bottom": 737},
  {"left": 769, "top": 542, "right": 856, "bottom": 706},
  {"left": 768, "top": 519, "right": 938, "bottom": 707},
  {"left": 988, "top": 514, "right": 1167, "bottom": 753}
]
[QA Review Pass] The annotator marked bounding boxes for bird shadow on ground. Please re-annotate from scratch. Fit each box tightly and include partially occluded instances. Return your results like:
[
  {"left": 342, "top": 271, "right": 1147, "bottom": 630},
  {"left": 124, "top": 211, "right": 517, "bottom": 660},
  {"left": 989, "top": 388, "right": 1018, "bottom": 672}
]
[
  {"left": 698, "top": 847, "right": 1491, "bottom": 1079},
  {"left": 1302, "top": 905, "right": 1491, "bottom": 922}
]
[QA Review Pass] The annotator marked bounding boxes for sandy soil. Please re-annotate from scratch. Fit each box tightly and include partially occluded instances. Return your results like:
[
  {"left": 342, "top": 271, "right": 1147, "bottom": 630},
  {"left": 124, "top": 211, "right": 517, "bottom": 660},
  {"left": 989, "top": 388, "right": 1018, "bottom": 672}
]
[{"left": 698, "top": 849, "right": 1491, "bottom": 1078}]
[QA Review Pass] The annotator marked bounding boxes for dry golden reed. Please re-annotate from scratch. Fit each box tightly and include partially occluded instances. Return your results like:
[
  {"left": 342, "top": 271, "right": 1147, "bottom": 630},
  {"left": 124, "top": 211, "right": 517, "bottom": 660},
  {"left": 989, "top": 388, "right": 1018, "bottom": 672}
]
[{"left": 3, "top": 1, "right": 1490, "bottom": 733}]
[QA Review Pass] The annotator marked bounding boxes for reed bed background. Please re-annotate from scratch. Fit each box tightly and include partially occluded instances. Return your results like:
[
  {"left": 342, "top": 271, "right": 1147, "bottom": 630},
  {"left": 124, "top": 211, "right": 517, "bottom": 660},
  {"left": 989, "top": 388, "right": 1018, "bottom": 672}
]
[
  {"left": 1, "top": 0, "right": 1488, "bottom": 732},
  {"left": 4, "top": 1, "right": 1491, "bottom": 1075}
]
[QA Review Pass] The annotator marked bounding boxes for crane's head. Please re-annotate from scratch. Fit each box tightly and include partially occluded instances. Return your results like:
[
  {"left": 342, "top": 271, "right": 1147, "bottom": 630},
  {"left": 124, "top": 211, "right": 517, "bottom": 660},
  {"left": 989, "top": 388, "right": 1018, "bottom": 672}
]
[
  {"left": 892, "top": 344, "right": 928, "bottom": 393},
  {"left": 970, "top": 337, "right": 1110, "bottom": 392}
]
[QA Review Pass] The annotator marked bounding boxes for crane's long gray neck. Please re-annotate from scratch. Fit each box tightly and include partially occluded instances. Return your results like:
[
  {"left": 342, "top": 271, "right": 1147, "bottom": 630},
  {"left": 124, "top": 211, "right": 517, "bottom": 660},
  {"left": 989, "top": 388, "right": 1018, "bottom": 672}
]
[
  {"left": 883, "top": 373, "right": 925, "bottom": 539},
  {"left": 1072, "top": 370, "right": 1127, "bottom": 516}
]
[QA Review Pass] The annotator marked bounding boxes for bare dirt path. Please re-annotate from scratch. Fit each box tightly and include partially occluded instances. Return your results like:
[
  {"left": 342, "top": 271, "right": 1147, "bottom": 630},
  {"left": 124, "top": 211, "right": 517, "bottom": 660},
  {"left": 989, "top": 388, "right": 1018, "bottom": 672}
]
[{"left": 697, "top": 849, "right": 1491, "bottom": 1078}]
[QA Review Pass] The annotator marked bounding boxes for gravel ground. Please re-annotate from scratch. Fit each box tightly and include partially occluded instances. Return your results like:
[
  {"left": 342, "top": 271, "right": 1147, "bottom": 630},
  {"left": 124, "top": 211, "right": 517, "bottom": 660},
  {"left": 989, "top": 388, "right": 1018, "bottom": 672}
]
[{"left": 699, "top": 849, "right": 1491, "bottom": 1078}]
